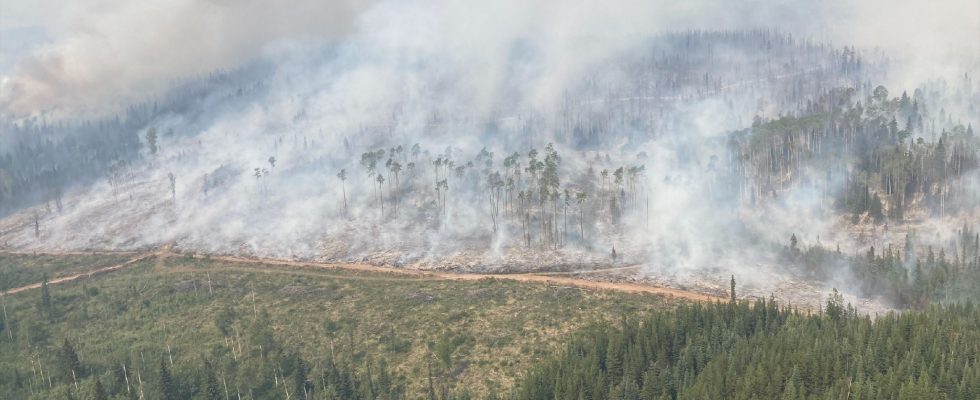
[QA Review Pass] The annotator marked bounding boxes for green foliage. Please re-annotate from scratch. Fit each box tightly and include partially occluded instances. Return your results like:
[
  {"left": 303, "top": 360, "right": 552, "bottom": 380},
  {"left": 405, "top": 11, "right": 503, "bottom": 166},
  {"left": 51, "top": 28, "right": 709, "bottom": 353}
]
[
  {"left": 39, "top": 273, "right": 53, "bottom": 320},
  {"left": 159, "top": 358, "right": 178, "bottom": 400},
  {"left": 785, "top": 229, "right": 980, "bottom": 308},
  {"left": 436, "top": 332, "right": 456, "bottom": 370},
  {"left": 515, "top": 300, "right": 980, "bottom": 400},
  {"left": 729, "top": 275, "right": 736, "bottom": 303},
  {"left": 0, "top": 253, "right": 132, "bottom": 291},
  {"left": 0, "top": 255, "right": 667, "bottom": 398},
  {"left": 92, "top": 377, "right": 108, "bottom": 400},
  {"left": 739, "top": 87, "right": 979, "bottom": 223},
  {"left": 57, "top": 338, "right": 82, "bottom": 382},
  {"left": 213, "top": 304, "right": 236, "bottom": 337},
  {"left": 825, "top": 288, "right": 844, "bottom": 321},
  {"left": 203, "top": 359, "right": 221, "bottom": 400}
]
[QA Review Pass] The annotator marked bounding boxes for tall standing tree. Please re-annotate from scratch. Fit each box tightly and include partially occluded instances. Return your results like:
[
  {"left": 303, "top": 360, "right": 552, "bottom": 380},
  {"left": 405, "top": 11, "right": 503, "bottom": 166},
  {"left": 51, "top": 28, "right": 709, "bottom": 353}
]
[
  {"left": 58, "top": 339, "right": 82, "bottom": 382},
  {"left": 376, "top": 174, "right": 386, "bottom": 218},
  {"left": 293, "top": 356, "right": 310, "bottom": 400},
  {"left": 93, "top": 377, "right": 108, "bottom": 400},
  {"left": 159, "top": 358, "right": 178, "bottom": 400},
  {"left": 337, "top": 169, "right": 348, "bottom": 216},
  {"left": 730, "top": 275, "right": 737, "bottom": 303},
  {"left": 203, "top": 360, "right": 222, "bottom": 400},
  {"left": 167, "top": 172, "right": 176, "bottom": 204},
  {"left": 40, "top": 274, "right": 52, "bottom": 320},
  {"left": 576, "top": 191, "right": 587, "bottom": 241},
  {"left": 390, "top": 160, "right": 402, "bottom": 214},
  {"left": 146, "top": 128, "right": 158, "bottom": 156}
]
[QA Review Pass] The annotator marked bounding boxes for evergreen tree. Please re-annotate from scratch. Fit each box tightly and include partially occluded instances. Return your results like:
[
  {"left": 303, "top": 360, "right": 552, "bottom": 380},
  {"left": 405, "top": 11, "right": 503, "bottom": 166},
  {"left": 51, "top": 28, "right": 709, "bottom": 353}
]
[
  {"left": 159, "top": 358, "right": 178, "bottom": 400},
  {"left": 58, "top": 338, "right": 82, "bottom": 382},
  {"left": 730, "top": 275, "right": 737, "bottom": 302},
  {"left": 204, "top": 360, "right": 222, "bottom": 400},
  {"left": 39, "top": 274, "right": 53, "bottom": 320},
  {"left": 144, "top": 127, "right": 158, "bottom": 156},
  {"left": 93, "top": 377, "right": 108, "bottom": 400},
  {"left": 293, "top": 356, "right": 309, "bottom": 400}
]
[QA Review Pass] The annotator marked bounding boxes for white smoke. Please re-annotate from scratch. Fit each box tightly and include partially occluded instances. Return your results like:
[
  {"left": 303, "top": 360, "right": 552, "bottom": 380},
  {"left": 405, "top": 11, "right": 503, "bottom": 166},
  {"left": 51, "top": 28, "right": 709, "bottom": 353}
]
[{"left": 0, "top": 0, "right": 977, "bottom": 313}]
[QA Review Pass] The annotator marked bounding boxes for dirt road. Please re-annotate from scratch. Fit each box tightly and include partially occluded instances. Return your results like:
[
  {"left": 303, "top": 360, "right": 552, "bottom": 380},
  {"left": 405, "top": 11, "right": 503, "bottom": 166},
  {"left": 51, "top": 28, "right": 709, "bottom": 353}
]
[
  {"left": 0, "top": 251, "right": 157, "bottom": 296},
  {"left": 1, "top": 250, "right": 722, "bottom": 302}
]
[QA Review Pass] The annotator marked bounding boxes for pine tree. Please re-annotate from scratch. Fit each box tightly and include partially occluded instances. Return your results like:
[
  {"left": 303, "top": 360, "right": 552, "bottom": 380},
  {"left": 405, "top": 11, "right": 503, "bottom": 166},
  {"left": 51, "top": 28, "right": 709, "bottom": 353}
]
[
  {"left": 204, "top": 360, "right": 222, "bottom": 400},
  {"left": 293, "top": 356, "right": 309, "bottom": 400},
  {"left": 159, "top": 358, "right": 178, "bottom": 400},
  {"left": 93, "top": 377, "right": 108, "bottom": 400},
  {"left": 39, "top": 274, "right": 53, "bottom": 320},
  {"left": 58, "top": 339, "right": 82, "bottom": 381},
  {"left": 730, "top": 275, "right": 737, "bottom": 303},
  {"left": 146, "top": 128, "right": 158, "bottom": 155}
]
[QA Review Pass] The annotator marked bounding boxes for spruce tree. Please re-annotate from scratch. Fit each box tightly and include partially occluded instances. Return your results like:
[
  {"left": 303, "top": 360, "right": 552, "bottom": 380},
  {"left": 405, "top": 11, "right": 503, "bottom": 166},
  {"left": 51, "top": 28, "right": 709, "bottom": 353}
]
[
  {"left": 40, "top": 273, "right": 53, "bottom": 320},
  {"left": 58, "top": 338, "right": 82, "bottom": 381},
  {"left": 730, "top": 275, "right": 736, "bottom": 303},
  {"left": 93, "top": 377, "right": 108, "bottom": 400},
  {"left": 159, "top": 358, "right": 178, "bottom": 400},
  {"left": 203, "top": 360, "right": 221, "bottom": 400},
  {"left": 293, "top": 356, "right": 309, "bottom": 400}
]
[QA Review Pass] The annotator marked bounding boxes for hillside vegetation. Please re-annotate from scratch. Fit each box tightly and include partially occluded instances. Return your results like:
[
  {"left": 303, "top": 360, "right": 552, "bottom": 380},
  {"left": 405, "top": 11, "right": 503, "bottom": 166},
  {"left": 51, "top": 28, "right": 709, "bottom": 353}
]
[
  {"left": 2, "top": 254, "right": 980, "bottom": 399},
  {"left": 0, "top": 254, "right": 672, "bottom": 399}
]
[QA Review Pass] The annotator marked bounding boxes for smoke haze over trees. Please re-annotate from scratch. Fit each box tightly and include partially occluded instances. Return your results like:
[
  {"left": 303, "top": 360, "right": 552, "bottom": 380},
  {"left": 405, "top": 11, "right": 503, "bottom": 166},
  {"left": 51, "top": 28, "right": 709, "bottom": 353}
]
[{"left": 0, "top": 0, "right": 979, "bottom": 309}]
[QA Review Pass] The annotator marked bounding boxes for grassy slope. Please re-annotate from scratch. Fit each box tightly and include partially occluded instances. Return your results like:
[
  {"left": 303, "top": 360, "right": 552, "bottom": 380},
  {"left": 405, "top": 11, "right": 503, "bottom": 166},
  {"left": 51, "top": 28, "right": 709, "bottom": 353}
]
[
  {"left": 0, "top": 254, "right": 677, "bottom": 398},
  {"left": 0, "top": 253, "right": 136, "bottom": 291}
]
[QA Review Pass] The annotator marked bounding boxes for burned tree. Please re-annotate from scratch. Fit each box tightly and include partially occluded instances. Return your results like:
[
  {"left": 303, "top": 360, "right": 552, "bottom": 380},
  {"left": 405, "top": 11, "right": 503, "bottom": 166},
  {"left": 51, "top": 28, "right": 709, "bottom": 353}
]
[{"left": 337, "top": 169, "right": 348, "bottom": 215}]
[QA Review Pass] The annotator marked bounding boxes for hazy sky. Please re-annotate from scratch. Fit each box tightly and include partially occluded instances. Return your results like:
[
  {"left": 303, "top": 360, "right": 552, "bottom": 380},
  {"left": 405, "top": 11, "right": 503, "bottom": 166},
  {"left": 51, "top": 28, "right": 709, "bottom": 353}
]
[{"left": 0, "top": 0, "right": 977, "bottom": 115}]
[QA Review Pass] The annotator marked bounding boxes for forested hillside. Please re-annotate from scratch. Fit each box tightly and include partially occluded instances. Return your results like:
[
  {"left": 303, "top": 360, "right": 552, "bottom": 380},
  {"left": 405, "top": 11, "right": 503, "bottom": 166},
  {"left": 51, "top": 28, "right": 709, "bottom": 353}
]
[
  {"left": 0, "top": 65, "right": 269, "bottom": 217},
  {"left": 1, "top": 29, "right": 977, "bottom": 311},
  {"left": 0, "top": 254, "right": 670, "bottom": 399},
  {"left": 2, "top": 1, "right": 979, "bottom": 399},
  {"left": 3, "top": 253, "right": 978, "bottom": 399},
  {"left": 516, "top": 299, "right": 980, "bottom": 400},
  {"left": 0, "top": 30, "right": 867, "bottom": 219},
  {"left": 732, "top": 84, "right": 978, "bottom": 220}
]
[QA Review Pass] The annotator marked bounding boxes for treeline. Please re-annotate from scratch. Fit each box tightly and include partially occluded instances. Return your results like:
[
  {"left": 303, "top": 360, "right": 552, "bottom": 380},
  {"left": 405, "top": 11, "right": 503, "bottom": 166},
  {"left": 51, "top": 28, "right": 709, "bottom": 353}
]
[
  {"left": 483, "top": 29, "right": 870, "bottom": 150},
  {"left": 0, "top": 337, "right": 408, "bottom": 400},
  {"left": 0, "top": 65, "right": 268, "bottom": 218},
  {"left": 0, "top": 29, "right": 871, "bottom": 220},
  {"left": 342, "top": 142, "right": 650, "bottom": 250},
  {"left": 2, "top": 268, "right": 488, "bottom": 400},
  {"left": 516, "top": 299, "right": 980, "bottom": 400},
  {"left": 785, "top": 226, "right": 980, "bottom": 308},
  {"left": 733, "top": 84, "right": 978, "bottom": 222},
  {"left": 0, "top": 306, "right": 412, "bottom": 400},
  {"left": 5, "top": 269, "right": 980, "bottom": 399}
]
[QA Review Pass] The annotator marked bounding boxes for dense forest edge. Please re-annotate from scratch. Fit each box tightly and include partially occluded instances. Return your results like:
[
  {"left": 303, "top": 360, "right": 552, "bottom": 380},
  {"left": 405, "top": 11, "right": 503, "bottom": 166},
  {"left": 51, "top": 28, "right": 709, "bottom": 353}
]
[{"left": 1, "top": 254, "right": 978, "bottom": 399}]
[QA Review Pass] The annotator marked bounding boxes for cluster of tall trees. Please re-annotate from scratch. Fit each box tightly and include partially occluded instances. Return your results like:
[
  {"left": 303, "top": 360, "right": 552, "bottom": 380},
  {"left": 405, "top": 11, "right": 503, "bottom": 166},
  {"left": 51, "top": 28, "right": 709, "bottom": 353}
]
[
  {"left": 349, "top": 142, "right": 649, "bottom": 249},
  {"left": 0, "top": 65, "right": 268, "bottom": 219},
  {"left": 548, "top": 30, "right": 871, "bottom": 149},
  {"left": 0, "top": 116, "right": 142, "bottom": 217},
  {"left": 515, "top": 300, "right": 980, "bottom": 400},
  {"left": 1, "top": 336, "right": 408, "bottom": 400},
  {"left": 1, "top": 298, "right": 409, "bottom": 400},
  {"left": 11, "top": 270, "right": 980, "bottom": 400},
  {"left": 732, "top": 84, "right": 978, "bottom": 222},
  {"left": 785, "top": 226, "right": 980, "bottom": 309}
]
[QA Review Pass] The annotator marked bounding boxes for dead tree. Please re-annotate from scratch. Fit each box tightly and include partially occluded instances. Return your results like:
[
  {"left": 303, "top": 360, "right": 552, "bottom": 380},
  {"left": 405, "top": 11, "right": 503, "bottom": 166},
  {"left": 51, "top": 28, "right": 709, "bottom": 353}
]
[{"left": 168, "top": 172, "right": 176, "bottom": 204}]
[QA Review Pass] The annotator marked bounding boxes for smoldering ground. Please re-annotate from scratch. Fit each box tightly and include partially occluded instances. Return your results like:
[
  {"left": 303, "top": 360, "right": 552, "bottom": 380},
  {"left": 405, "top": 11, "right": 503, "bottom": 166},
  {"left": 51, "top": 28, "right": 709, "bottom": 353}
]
[{"left": 0, "top": 0, "right": 978, "bottom": 312}]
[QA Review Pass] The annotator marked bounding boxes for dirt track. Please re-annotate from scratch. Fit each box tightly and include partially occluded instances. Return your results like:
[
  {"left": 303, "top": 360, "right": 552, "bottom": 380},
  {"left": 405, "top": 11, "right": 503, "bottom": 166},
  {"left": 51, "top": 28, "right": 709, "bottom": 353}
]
[
  {"left": 0, "top": 251, "right": 158, "bottom": 295},
  {"left": 1, "top": 250, "right": 722, "bottom": 302},
  {"left": 204, "top": 254, "right": 720, "bottom": 302}
]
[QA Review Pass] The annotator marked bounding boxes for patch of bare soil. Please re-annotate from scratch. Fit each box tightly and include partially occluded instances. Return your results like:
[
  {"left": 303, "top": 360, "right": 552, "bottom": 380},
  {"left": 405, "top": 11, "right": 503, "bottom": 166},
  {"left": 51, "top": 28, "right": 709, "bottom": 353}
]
[{"left": 0, "top": 251, "right": 159, "bottom": 296}]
